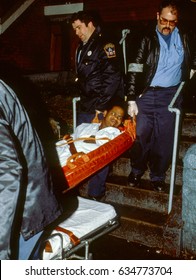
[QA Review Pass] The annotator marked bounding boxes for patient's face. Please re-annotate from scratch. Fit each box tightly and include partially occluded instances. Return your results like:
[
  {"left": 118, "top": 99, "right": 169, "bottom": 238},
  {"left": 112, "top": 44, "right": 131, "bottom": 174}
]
[{"left": 102, "top": 106, "right": 124, "bottom": 128}]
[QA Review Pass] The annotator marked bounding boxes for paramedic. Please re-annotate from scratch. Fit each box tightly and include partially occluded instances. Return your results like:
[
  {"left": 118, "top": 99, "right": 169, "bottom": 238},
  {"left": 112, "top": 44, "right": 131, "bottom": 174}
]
[
  {"left": 126, "top": 0, "right": 196, "bottom": 192},
  {"left": 71, "top": 10, "right": 125, "bottom": 200},
  {"left": 71, "top": 10, "right": 125, "bottom": 125},
  {"left": 0, "top": 79, "right": 64, "bottom": 259}
]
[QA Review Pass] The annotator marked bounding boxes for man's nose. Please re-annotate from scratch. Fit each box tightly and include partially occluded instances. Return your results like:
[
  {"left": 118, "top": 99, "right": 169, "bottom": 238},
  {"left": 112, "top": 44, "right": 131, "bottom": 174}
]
[{"left": 166, "top": 21, "right": 170, "bottom": 27}]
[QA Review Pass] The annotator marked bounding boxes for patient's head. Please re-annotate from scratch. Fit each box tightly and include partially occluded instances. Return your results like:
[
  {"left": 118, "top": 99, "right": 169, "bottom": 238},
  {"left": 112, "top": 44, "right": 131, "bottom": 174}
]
[{"left": 100, "top": 105, "right": 125, "bottom": 129}]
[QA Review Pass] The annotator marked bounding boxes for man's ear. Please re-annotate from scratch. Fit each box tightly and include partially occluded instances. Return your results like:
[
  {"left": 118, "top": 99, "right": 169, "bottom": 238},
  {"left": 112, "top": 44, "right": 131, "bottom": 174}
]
[{"left": 88, "top": 21, "right": 94, "bottom": 28}]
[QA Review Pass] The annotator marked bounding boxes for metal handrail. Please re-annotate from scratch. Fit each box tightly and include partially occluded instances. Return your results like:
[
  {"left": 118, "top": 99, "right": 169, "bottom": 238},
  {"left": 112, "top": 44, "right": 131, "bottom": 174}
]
[
  {"left": 167, "top": 81, "right": 185, "bottom": 214},
  {"left": 72, "top": 97, "right": 81, "bottom": 133},
  {"left": 119, "top": 29, "right": 130, "bottom": 74}
]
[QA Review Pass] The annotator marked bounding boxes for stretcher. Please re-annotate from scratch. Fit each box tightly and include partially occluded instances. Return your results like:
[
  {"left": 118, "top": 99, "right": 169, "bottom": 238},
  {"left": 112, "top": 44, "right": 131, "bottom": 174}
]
[
  {"left": 41, "top": 116, "right": 136, "bottom": 260},
  {"left": 62, "top": 119, "right": 136, "bottom": 190},
  {"left": 41, "top": 196, "right": 119, "bottom": 260}
]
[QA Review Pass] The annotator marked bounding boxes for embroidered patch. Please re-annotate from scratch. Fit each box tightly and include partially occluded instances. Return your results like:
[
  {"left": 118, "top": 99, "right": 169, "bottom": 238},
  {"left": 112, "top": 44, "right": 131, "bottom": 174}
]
[{"left": 104, "top": 43, "right": 116, "bottom": 58}]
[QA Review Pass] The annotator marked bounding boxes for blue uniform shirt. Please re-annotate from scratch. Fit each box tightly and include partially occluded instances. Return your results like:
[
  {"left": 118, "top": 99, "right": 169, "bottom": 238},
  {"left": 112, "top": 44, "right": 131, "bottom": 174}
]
[{"left": 150, "top": 27, "right": 184, "bottom": 87}]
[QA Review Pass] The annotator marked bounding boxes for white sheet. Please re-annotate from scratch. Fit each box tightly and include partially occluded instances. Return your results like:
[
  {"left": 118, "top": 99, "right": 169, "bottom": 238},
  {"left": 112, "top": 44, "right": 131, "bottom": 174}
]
[
  {"left": 56, "top": 126, "right": 121, "bottom": 167},
  {"left": 42, "top": 196, "right": 117, "bottom": 260}
]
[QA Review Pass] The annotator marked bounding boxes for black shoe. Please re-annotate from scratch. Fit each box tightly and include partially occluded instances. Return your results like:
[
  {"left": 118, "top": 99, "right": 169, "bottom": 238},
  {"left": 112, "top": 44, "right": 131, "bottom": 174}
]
[
  {"left": 152, "top": 181, "right": 165, "bottom": 192},
  {"left": 128, "top": 172, "right": 142, "bottom": 187}
]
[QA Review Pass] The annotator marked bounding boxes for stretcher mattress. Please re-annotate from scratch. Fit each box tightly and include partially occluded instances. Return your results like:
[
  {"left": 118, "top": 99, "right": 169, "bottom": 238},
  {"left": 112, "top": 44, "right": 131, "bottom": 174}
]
[
  {"left": 42, "top": 196, "right": 118, "bottom": 260},
  {"left": 62, "top": 119, "right": 136, "bottom": 189}
]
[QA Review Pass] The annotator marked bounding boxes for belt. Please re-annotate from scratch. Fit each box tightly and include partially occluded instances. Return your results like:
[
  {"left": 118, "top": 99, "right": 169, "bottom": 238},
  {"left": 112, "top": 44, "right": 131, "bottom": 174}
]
[
  {"left": 148, "top": 86, "right": 164, "bottom": 90},
  {"left": 148, "top": 85, "right": 179, "bottom": 90}
]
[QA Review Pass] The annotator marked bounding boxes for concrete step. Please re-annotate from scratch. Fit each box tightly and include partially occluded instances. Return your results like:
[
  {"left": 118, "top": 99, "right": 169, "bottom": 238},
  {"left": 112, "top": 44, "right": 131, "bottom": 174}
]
[
  {"left": 181, "top": 113, "right": 196, "bottom": 138},
  {"left": 78, "top": 184, "right": 183, "bottom": 257},
  {"left": 79, "top": 174, "right": 181, "bottom": 214},
  {"left": 111, "top": 158, "right": 183, "bottom": 186},
  {"left": 110, "top": 200, "right": 182, "bottom": 257},
  {"left": 106, "top": 175, "right": 181, "bottom": 213},
  {"left": 179, "top": 138, "right": 196, "bottom": 159},
  {"left": 111, "top": 204, "right": 167, "bottom": 250}
]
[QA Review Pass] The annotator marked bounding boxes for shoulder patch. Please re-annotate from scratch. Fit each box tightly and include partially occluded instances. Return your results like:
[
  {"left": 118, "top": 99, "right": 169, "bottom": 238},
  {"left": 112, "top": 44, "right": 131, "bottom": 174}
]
[{"left": 104, "top": 43, "right": 116, "bottom": 58}]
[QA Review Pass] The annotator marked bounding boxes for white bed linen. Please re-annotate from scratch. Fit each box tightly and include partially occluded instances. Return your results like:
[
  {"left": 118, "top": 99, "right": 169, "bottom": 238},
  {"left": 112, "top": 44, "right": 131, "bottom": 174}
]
[{"left": 42, "top": 196, "right": 117, "bottom": 260}]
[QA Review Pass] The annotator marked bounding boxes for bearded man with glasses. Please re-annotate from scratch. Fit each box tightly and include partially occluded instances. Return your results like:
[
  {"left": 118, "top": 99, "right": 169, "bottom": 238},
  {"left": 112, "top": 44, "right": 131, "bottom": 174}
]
[{"left": 127, "top": 0, "right": 196, "bottom": 192}]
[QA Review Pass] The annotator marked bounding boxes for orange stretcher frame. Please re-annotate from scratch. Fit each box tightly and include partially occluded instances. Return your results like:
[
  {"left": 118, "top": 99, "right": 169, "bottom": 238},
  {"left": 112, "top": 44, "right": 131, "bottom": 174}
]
[{"left": 62, "top": 119, "right": 136, "bottom": 190}]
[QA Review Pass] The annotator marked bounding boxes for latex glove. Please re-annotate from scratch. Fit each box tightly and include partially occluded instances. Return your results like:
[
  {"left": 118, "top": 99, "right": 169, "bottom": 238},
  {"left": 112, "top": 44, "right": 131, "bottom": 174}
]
[
  {"left": 128, "top": 101, "right": 138, "bottom": 117},
  {"left": 190, "top": 69, "right": 196, "bottom": 79}
]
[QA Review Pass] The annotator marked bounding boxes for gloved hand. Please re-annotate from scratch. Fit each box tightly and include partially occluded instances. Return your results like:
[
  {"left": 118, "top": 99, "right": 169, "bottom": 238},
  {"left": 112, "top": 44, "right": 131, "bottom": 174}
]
[
  {"left": 128, "top": 101, "right": 138, "bottom": 117},
  {"left": 190, "top": 69, "right": 196, "bottom": 79}
]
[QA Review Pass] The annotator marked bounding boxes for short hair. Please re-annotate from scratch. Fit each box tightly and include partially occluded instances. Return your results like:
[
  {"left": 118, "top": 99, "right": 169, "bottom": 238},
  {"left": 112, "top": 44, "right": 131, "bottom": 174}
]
[
  {"left": 71, "top": 10, "right": 101, "bottom": 27},
  {"left": 106, "top": 99, "right": 128, "bottom": 119},
  {"left": 158, "top": 0, "right": 180, "bottom": 16}
]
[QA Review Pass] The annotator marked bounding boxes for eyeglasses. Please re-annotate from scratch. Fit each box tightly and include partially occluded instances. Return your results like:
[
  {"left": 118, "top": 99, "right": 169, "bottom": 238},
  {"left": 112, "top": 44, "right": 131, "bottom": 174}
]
[{"left": 159, "top": 17, "right": 178, "bottom": 27}]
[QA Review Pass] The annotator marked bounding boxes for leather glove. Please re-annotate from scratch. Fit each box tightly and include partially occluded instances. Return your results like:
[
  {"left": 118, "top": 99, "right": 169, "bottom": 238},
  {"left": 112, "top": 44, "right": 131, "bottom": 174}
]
[{"left": 128, "top": 101, "right": 138, "bottom": 117}]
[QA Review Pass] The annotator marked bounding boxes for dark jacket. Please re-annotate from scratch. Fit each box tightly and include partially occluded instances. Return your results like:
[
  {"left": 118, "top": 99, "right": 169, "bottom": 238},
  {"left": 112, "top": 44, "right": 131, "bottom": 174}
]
[
  {"left": 75, "top": 26, "right": 125, "bottom": 113},
  {"left": 126, "top": 25, "right": 196, "bottom": 101},
  {"left": 0, "top": 80, "right": 63, "bottom": 259}
]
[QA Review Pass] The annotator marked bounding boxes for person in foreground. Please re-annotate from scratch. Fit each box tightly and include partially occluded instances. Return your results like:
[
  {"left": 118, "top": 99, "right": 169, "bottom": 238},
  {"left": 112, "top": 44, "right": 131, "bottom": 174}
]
[
  {"left": 0, "top": 79, "right": 65, "bottom": 260},
  {"left": 71, "top": 10, "right": 125, "bottom": 125},
  {"left": 56, "top": 104, "right": 126, "bottom": 200},
  {"left": 126, "top": 0, "right": 196, "bottom": 192}
]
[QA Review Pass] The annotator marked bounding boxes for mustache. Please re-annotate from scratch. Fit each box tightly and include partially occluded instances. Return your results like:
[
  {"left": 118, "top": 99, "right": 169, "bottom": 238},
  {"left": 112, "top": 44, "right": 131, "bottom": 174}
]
[{"left": 162, "top": 27, "right": 171, "bottom": 32}]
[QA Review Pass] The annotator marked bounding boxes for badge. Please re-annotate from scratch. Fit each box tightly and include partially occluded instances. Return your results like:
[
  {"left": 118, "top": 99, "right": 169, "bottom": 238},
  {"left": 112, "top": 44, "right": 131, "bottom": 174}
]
[
  {"left": 87, "top": 51, "right": 92, "bottom": 56},
  {"left": 104, "top": 43, "right": 116, "bottom": 58}
]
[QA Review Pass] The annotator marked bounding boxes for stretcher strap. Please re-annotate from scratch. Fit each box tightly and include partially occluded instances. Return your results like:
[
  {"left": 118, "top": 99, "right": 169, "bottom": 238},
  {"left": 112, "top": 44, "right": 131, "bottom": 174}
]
[
  {"left": 44, "top": 241, "right": 53, "bottom": 253},
  {"left": 44, "top": 226, "right": 81, "bottom": 253},
  {"left": 62, "top": 135, "right": 77, "bottom": 154},
  {"left": 68, "top": 141, "right": 77, "bottom": 155},
  {"left": 55, "top": 226, "right": 80, "bottom": 246},
  {"left": 58, "top": 136, "right": 111, "bottom": 145},
  {"left": 58, "top": 135, "right": 111, "bottom": 169}
]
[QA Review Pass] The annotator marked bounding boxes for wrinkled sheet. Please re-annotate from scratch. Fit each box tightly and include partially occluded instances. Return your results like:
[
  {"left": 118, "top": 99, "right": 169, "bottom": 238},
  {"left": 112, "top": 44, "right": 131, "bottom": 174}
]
[{"left": 42, "top": 196, "right": 117, "bottom": 260}]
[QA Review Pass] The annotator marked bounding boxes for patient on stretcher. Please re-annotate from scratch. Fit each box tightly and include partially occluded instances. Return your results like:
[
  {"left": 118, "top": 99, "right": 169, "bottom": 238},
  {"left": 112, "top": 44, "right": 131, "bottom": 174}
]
[{"left": 56, "top": 105, "right": 125, "bottom": 167}]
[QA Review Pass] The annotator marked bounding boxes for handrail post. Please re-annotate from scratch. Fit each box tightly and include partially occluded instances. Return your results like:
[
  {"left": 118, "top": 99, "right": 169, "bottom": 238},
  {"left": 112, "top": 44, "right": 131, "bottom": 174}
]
[
  {"left": 167, "top": 82, "right": 185, "bottom": 214},
  {"left": 72, "top": 97, "right": 80, "bottom": 133},
  {"left": 119, "top": 29, "right": 130, "bottom": 74}
]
